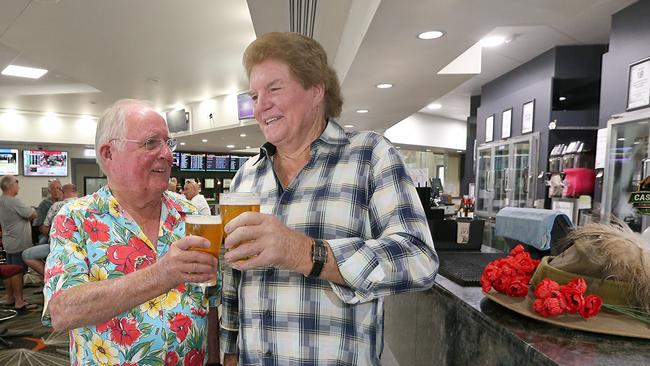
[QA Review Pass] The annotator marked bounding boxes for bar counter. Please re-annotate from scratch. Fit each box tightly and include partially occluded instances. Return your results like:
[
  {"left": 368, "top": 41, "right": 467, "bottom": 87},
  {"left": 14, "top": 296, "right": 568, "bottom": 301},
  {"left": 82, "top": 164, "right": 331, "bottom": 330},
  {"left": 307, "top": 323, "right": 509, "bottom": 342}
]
[{"left": 384, "top": 273, "right": 650, "bottom": 365}]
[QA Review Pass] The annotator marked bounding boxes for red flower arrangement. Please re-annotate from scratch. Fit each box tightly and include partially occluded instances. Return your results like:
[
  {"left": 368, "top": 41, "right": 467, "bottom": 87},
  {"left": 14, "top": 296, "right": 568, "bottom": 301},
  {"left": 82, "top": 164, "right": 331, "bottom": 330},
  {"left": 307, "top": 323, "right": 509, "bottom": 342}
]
[
  {"left": 480, "top": 245, "right": 540, "bottom": 297},
  {"left": 481, "top": 244, "right": 603, "bottom": 319},
  {"left": 533, "top": 277, "right": 602, "bottom": 319}
]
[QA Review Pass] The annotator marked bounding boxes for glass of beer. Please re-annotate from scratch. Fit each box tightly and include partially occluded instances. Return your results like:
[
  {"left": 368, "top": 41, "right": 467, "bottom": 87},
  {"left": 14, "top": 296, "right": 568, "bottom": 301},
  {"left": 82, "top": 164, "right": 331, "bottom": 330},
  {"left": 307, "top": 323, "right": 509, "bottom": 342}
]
[
  {"left": 185, "top": 214, "right": 223, "bottom": 286},
  {"left": 220, "top": 192, "right": 261, "bottom": 228}
]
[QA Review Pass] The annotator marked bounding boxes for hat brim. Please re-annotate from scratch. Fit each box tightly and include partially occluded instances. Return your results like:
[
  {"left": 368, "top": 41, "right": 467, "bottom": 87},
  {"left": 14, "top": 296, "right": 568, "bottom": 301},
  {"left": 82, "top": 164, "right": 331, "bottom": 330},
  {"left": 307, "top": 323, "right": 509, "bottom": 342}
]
[{"left": 484, "top": 290, "right": 650, "bottom": 340}]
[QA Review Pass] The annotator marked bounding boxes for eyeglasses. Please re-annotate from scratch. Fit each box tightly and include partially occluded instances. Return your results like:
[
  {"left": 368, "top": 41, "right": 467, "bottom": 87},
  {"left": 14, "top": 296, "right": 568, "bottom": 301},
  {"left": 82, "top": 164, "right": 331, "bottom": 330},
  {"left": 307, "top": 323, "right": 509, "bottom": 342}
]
[{"left": 110, "top": 137, "right": 177, "bottom": 152}]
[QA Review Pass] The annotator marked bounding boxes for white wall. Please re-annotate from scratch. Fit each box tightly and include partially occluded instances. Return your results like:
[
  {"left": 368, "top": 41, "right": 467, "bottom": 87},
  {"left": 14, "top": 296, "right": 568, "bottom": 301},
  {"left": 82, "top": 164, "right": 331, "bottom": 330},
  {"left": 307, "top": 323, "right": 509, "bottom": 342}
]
[
  {"left": 186, "top": 93, "right": 246, "bottom": 132},
  {"left": 0, "top": 110, "right": 96, "bottom": 145},
  {"left": 384, "top": 112, "right": 467, "bottom": 151}
]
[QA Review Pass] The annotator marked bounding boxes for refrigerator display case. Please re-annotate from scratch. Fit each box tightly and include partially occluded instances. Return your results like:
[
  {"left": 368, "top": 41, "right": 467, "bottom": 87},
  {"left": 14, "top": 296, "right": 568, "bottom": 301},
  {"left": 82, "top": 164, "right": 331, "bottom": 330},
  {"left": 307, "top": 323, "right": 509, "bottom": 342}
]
[
  {"left": 476, "top": 133, "right": 540, "bottom": 218},
  {"left": 601, "top": 109, "right": 650, "bottom": 233}
]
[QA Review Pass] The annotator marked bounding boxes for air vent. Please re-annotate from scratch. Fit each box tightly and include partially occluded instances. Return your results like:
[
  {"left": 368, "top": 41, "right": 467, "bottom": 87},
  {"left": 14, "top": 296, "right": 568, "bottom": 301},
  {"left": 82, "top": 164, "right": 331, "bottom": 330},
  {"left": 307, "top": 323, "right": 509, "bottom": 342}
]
[{"left": 289, "top": 0, "right": 317, "bottom": 38}]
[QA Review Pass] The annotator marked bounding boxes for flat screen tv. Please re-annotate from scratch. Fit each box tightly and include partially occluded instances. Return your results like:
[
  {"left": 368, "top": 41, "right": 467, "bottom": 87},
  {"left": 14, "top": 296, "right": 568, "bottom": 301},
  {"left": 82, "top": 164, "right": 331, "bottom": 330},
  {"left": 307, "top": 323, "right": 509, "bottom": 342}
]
[
  {"left": 166, "top": 109, "right": 189, "bottom": 133},
  {"left": 206, "top": 154, "right": 230, "bottom": 172},
  {"left": 229, "top": 155, "right": 250, "bottom": 172},
  {"left": 0, "top": 148, "right": 19, "bottom": 175},
  {"left": 23, "top": 150, "right": 68, "bottom": 176},
  {"left": 179, "top": 152, "right": 205, "bottom": 171},
  {"left": 237, "top": 93, "right": 254, "bottom": 120},
  {"left": 171, "top": 152, "right": 181, "bottom": 170}
]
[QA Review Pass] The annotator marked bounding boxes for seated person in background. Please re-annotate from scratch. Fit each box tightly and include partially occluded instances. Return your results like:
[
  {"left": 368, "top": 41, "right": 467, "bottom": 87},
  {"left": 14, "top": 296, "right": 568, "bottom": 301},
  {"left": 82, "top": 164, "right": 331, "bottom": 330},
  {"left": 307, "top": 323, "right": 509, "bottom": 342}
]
[
  {"left": 34, "top": 179, "right": 63, "bottom": 244},
  {"left": 168, "top": 177, "right": 178, "bottom": 192},
  {"left": 43, "top": 99, "right": 218, "bottom": 365},
  {"left": 23, "top": 183, "right": 80, "bottom": 276},
  {"left": 184, "top": 179, "right": 211, "bottom": 215},
  {"left": 0, "top": 175, "right": 38, "bottom": 312},
  {"left": 0, "top": 263, "right": 33, "bottom": 313}
]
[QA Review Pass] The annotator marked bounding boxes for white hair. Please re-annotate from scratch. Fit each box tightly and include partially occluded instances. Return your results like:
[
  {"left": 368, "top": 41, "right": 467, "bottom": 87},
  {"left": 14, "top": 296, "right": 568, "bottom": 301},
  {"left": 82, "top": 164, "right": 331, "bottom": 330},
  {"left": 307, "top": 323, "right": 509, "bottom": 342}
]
[{"left": 94, "top": 99, "right": 155, "bottom": 173}]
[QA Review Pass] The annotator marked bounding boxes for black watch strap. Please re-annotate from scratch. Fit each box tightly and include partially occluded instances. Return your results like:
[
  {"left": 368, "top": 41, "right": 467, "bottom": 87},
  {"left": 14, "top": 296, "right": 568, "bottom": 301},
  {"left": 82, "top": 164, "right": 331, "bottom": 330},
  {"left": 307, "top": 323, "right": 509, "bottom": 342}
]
[{"left": 308, "top": 239, "right": 328, "bottom": 278}]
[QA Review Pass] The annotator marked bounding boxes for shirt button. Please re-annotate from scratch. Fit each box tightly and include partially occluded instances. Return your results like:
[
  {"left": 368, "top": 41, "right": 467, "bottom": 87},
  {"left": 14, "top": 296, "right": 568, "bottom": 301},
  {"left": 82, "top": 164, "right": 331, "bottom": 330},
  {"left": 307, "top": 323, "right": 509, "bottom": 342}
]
[{"left": 265, "top": 350, "right": 273, "bottom": 357}]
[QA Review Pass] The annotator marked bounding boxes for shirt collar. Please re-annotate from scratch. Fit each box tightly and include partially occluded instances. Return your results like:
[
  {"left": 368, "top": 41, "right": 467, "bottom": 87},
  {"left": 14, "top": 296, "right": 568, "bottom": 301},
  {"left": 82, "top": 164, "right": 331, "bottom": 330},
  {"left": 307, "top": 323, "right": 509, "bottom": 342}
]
[{"left": 253, "top": 119, "right": 350, "bottom": 165}]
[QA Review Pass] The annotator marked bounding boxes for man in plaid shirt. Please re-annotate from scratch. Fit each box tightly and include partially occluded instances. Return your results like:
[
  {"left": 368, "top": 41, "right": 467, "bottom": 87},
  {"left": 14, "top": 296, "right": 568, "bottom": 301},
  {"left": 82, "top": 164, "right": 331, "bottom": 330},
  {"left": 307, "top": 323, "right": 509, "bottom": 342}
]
[{"left": 221, "top": 32, "right": 438, "bottom": 366}]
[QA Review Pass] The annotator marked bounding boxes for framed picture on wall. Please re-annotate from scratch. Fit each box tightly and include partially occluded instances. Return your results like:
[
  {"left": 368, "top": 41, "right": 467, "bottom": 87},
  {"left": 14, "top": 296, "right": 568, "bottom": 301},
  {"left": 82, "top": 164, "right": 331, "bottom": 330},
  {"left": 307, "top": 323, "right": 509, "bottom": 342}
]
[
  {"left": 501, "top": 108, "right": 512, "bottom": 139},
  {"left": 626, "top": 57, "right": 650, "bottom": 111},
  {"left": 522, "top": 100, "right": 535, "bottom": 134},
  {"left": 485, "top": 114, "right": 494, "bottom": 142}
]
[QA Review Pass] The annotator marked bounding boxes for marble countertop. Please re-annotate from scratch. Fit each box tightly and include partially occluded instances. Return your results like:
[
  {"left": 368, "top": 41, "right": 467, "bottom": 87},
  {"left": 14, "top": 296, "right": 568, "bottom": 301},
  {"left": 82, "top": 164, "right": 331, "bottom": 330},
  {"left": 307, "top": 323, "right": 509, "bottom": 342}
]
[{"left": 434, "top": 265, "right": 650, "bottom": 365}]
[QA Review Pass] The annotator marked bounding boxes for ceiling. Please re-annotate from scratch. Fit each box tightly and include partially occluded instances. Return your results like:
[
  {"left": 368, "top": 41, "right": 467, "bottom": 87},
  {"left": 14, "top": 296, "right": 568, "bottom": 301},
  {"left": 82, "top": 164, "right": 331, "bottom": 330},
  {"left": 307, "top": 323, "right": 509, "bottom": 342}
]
[{"left": 0, "top": 0, "right": 638, "bottom": 153}]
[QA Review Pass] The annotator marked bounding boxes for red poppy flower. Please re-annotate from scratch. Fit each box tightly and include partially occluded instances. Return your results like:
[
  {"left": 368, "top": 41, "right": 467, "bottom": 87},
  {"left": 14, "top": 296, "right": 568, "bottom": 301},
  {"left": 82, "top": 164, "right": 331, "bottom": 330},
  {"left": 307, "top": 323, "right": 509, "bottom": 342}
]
[
  {"left": 183, "top": 348, "right": 206, "bottom": 366},
  {"left": 109, "top": 317, "right": 141, "bottom": 347},
  {"left": 83, "top": 218, "right": 110, "bottom": 242},
  {"left": 169, "top": 313, "right": 193, "bottom": 342},
  {"left": 506, "top": 278, "right": 529, "bottom": 297},
  {"left": 565, "top": 278, "right": 587, "bottom": 294},
  {"left": 510, "top": 244, "right": 525, "bottom": 255},
  {"left": 533, "top": 295, "right": 567, "bottom": 317},
  {"left": 107, "top": 237, "right": 156, "bottom": 274},
  {"left": 492, "top": 275, "right": 512, "bottom": 293},
  {"left": 165, "top": 351, "right": 180, "bottom": 366},
  {"left": 560, "top": 286, "right": 584, "bottom": 314},
  {"left": 579, "top": 295, "right": 602, "bottom": 319},
  {"left": 53, "top": 215, "right": 77, "bottom": 239},
  {"left": 534, "top": 278, "right": 560, "bottom": 299}
]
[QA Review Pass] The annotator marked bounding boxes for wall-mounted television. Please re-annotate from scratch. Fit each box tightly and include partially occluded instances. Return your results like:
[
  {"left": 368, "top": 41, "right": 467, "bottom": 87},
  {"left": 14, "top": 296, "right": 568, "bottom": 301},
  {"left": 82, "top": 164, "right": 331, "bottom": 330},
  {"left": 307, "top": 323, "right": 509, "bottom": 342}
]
[
  {"left": 237, "top": 93, "right": 254, "bottom": 120},
  {"left": 166, "top": 109, "right": 189, "bottom": 133},
  {"left": 23, "top": 150, "right": 68, "bottom": 176},
  {"left": 206, "top": 154, "right": 230, "bottom": 172},
  {"left": 229, "top": 155, "right": 250, "bottom": 172},
  {"left": 0, "top": 148, "right": 19, "bottom": 175},
  {"left": 179, "top": 152, "right": 205, "bottom": 171}
]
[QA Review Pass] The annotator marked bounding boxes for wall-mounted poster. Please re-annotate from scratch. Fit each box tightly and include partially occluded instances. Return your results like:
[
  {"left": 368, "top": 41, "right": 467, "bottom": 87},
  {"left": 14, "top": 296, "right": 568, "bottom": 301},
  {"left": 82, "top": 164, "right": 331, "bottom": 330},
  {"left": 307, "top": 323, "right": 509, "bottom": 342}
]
[
  {"left": 627, "top": 57, "right": 650, "bottom": 111},
  {"left": 522, "top": 100, "right": 535, "bottom": 134},
  {"left": 501, "top": 108, "right": 512, "bottom": 139},
  {"left": 485, "top": 114, "right": 494, "bottom": 142}
]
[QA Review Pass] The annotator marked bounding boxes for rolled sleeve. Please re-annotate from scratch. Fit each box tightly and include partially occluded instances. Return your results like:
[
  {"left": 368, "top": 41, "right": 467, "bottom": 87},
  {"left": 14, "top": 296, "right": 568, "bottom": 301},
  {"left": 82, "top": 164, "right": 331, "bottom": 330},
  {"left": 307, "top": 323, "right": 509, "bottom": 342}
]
[{"left": 42, "top": 211, "right": 90, "bottom": 326}]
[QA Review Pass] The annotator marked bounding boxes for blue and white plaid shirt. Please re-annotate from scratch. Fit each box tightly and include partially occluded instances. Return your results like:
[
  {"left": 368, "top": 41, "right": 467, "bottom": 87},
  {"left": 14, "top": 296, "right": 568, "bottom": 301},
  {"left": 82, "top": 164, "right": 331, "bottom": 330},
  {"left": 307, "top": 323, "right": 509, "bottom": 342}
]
[{"left": 221, "top": 120, "right": 438, "bottom": 365}]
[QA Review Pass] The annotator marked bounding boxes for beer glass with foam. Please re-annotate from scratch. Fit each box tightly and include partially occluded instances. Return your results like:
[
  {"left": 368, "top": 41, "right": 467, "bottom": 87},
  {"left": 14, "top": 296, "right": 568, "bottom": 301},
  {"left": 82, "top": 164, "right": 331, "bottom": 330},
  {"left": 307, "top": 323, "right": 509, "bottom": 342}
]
[{"left": 185, "top": 214, "right": 223, "bottom": 286}]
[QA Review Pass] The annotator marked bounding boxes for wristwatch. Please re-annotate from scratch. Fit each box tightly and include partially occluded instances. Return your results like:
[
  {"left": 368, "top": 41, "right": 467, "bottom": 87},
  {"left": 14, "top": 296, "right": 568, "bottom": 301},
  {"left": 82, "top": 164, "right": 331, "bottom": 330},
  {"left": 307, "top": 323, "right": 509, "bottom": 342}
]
[{"left": 308, "top": 239, "right": 328, "bottom": 278}]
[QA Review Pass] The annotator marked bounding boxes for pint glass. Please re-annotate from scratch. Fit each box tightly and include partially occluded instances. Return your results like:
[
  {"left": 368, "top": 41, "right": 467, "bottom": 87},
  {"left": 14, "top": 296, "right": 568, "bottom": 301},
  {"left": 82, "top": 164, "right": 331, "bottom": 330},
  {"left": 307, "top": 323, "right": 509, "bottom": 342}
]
[
  {"left": 220, "top": 192, "right": 261, "bottom": 228},
  {"left": 185, "top": 214, "right": 223, "bottom": 286}
]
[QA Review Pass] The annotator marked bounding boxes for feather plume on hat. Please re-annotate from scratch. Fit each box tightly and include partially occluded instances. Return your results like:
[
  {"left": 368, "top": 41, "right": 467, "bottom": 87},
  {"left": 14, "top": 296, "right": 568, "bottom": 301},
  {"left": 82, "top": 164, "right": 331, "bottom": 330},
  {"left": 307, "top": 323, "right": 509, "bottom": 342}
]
[{"left": 550, "top": 219, "right": 650, "bottom": 312}]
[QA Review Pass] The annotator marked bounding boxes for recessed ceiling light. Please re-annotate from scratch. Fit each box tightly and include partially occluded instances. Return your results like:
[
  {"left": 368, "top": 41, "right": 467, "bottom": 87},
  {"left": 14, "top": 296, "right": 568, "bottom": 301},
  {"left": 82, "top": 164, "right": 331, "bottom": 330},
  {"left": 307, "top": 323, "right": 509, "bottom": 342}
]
[
  {"left": 246, "top": 146, "right": 251, "bottom": 149},
  {"left": 226, "top": 144, "right": 235, "bottom": 148},
  {"left": 1, "top": 64, "right": 48, "bottom": 79},
  {"left": 425, "top": 149, "right": 432, "bottom": 152},
  {"left": 617, "top": 138, "right": 626, "bottom": 141},
  {"left": 180, "top": 142, "right": 186, "bottom": 146},
  {"left": 356, "top": 109, "right": 369, "bottom": 114},
  {"left": 395, "top": 146, "right": 401, "bottom": 149},
  {"left": 201, "top": 139, "right": 208, "bottom": 143},
  {"left": 376, "top": 83, "right": 393, "bottom": 89},
  {"left": 559, "top": 96, "right": 567, "bottom": 101},
  {"left": 344, "top": 124, "right": 355, "bottom": 128},
  {"left": 240, "top": 133, "right": 247, "bottom": 137},
  {"left": 456, "top": 150, "right": 464, "bottom": 153},
  {"left": 634, "top": 141, "right": 640, "bottom": 145},
  {"left": 479, "top": 35, "right": 507, "bottom": 47},
  {"left": 427, "top": 103, "right": 442, "bottom": 110},
  {"left": 418, "top": 30, "right": 445, "bottom": 40}
]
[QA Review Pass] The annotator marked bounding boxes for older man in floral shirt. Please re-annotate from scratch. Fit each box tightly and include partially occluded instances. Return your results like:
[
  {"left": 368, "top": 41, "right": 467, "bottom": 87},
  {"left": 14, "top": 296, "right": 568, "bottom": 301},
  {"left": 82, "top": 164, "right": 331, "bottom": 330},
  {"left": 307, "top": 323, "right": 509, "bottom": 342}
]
[{"left": 43, "top": 99, "right": 218, "bottom": 365}]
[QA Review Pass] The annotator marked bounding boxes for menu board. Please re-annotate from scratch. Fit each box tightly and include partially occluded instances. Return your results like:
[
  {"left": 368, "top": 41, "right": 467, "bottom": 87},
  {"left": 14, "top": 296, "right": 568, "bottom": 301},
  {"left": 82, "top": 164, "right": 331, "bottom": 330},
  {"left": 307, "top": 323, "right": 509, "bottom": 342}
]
[
  {"left": 179, "top": 152, "right": 205, "bottom": 171},
  {"left": 0, "top": 148, "right": 19, "bottom": 175},
  {"left": 206, "top": 154, "right": 230, "bottom": 172},
  {"left": 23, "top": 150, "right": 68, "bottom": 176},
  {"left": 229, "top": 155, "right": 250, "bottom": 172}
]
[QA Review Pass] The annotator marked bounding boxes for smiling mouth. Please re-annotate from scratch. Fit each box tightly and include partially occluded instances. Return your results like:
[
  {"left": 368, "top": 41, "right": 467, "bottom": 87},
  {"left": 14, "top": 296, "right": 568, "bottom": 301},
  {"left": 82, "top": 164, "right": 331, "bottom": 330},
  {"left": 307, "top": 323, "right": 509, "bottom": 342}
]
[
  {"left": 151, "top": 168, "right": 167, "bottom": 173},
  {"left": 264, "top": 116, "right": 282, "bottom": 125}
]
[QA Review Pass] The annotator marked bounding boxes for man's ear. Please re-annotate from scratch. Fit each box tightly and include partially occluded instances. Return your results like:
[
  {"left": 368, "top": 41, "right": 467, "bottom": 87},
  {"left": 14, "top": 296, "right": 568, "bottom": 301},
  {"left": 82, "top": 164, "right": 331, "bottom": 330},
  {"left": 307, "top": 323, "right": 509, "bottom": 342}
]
[
  {"left": 310, "top": 82, "right": 325, "bottom": 109},
  {"left": 98, "top": 143, "right": 112, "bottom": 168}
]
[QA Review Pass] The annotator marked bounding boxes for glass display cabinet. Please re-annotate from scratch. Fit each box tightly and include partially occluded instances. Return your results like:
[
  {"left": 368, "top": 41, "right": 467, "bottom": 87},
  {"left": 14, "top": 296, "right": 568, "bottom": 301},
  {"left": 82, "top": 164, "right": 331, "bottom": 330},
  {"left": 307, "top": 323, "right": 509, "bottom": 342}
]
[
  {"left": 476, "top": 133, "right": 540, "bottom": 218},
  {"left": 601, "top": 109, "right": 650, "bottom": 234}
]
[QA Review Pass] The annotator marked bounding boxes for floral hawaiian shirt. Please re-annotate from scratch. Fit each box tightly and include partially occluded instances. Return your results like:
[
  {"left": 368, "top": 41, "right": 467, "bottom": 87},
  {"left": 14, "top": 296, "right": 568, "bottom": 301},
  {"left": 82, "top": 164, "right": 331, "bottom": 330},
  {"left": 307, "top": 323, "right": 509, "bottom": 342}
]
[{"left": 43, "top": 186, "right": 210, "bottom": 366}]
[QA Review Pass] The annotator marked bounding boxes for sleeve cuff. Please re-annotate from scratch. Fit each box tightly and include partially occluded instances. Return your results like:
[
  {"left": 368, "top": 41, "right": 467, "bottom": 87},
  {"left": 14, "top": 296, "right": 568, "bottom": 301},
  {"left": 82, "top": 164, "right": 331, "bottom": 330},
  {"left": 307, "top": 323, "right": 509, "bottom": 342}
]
[{"left": 327, "top": 237, "right": 385, "bottom": 304}]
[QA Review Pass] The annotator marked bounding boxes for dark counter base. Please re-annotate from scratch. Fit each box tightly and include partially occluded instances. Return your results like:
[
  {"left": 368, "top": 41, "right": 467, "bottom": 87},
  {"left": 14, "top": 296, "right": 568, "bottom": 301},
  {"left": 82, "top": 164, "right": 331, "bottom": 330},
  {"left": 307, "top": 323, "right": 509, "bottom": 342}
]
[{"left": 384, "top": 276, "right": 650, "bottom": 366}]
